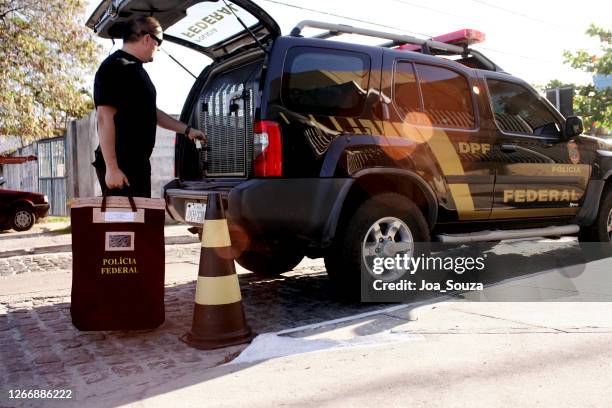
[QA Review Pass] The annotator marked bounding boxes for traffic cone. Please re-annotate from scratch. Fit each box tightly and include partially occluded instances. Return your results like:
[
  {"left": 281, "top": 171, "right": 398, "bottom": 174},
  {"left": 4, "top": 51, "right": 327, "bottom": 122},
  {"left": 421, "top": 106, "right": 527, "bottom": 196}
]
[{"left": 181, "top": 193, "right": 253, "bottom": 349}]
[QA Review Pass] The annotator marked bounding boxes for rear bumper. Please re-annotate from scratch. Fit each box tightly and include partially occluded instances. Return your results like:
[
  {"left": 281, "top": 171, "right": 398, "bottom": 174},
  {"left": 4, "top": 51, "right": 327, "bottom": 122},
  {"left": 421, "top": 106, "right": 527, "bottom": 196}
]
[
  {"left": 163, "top": 179, "right": 241, "bottom": 226},
  {"left": 34, "top": 203, "right": 49, "bottom": 219},
  {"left": 164, "top": 178, "right": 353, "bottom": 247}
]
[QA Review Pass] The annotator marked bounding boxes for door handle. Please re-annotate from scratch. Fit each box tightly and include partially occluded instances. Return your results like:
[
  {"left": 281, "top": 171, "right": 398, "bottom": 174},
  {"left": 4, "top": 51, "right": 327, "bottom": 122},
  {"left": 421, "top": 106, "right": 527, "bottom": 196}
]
[{"left": 500, "top": 144, "right": 517, "bottom": 153}]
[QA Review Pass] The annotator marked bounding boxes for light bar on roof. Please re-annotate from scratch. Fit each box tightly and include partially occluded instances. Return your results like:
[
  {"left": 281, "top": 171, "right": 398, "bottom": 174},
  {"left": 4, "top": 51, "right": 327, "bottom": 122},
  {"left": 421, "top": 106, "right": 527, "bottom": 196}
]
[{"left": 398, "top": 29, "right": 485, "bottom": 51}]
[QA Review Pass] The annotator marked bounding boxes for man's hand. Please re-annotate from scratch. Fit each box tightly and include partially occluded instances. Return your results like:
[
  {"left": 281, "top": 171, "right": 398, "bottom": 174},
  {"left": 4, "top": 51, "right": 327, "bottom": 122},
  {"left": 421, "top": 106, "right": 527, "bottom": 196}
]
[
  {"left": 188, "top": 128, "right": 207, "bottom": 145},
  {"left": 105, "top": 167, "right": 130, "bottom": 189},
  {"left": 156, "top": 109, "right": 208, "bottom": 145}
]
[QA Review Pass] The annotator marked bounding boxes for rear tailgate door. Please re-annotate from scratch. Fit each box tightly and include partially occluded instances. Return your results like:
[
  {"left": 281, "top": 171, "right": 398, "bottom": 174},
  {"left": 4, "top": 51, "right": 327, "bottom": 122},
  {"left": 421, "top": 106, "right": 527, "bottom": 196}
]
[{"left": 86, "top": 0, "right": 280, "bottom": 60}]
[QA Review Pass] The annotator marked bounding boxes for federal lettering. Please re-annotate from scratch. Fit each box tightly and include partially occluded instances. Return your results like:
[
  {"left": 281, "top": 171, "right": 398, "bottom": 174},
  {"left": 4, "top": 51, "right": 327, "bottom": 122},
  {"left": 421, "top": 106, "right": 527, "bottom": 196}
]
[
  {"left": 503, "top": 189, "right": 581, "bottom": 203},
  {"left": 182, "top": 5, "right": 243, "bottom": 40}
]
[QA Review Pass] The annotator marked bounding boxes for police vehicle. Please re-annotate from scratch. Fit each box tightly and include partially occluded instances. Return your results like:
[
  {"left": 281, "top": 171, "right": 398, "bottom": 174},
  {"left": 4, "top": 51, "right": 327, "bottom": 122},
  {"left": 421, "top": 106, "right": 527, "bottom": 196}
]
[{"left": 87, "top": 0, "right": 612, "bottom": 285}]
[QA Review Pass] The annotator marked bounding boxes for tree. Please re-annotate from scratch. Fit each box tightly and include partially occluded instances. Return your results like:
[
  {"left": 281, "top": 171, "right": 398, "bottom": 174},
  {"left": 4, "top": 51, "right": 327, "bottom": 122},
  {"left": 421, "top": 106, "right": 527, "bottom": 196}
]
[
  {"left": 561, "top": 24, "right": 611, "bottom": 133},
  {"left": 0, "top": 0, "right": 101, "bottom": 143}
]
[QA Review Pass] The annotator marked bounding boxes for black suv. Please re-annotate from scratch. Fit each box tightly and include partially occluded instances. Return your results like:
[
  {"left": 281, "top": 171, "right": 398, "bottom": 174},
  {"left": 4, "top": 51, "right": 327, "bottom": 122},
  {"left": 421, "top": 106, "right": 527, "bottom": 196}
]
[{"left": 88, "top": 0, "right": 612, "bottom": 282}]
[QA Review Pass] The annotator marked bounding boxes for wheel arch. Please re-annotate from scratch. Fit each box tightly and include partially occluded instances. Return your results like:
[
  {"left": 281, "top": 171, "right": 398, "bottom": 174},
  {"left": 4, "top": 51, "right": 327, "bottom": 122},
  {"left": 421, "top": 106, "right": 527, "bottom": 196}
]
[
  {"left": 322, "top": 168, "right": 438, "bottom": 246},
  {"left": 10, "top": 199, "right": 35, "bottom": 212}
]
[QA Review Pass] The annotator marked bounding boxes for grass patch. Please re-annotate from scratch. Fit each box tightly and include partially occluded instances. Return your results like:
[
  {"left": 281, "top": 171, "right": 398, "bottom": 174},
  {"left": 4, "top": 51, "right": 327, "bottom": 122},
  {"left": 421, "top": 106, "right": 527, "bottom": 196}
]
[
  {"left": 39, "top": 216, "right": 70, "bottom": 224},
  {"left": 50, "top": 225, "right": 72, "bottom": 235}
]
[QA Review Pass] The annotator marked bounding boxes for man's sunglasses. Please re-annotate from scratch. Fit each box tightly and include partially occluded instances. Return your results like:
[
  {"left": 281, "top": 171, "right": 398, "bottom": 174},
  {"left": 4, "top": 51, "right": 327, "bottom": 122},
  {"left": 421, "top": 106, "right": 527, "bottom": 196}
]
[{"left": 142, "top": 31, "right": 163, "bottom": 46}]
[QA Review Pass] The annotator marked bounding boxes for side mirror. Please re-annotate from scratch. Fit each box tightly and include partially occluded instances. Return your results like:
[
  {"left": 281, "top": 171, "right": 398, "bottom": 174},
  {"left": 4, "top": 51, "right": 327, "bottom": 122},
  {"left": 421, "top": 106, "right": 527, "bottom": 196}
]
[{"left": 564, "top": 116, "right": 583, "bottom": 139}]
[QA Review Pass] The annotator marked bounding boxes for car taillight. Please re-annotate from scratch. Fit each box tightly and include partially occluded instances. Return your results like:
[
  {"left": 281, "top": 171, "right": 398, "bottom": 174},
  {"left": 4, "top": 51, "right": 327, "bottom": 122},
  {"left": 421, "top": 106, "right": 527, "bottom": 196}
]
[{"left": 253, "top": 120, "right": 282, "bottom": 177}]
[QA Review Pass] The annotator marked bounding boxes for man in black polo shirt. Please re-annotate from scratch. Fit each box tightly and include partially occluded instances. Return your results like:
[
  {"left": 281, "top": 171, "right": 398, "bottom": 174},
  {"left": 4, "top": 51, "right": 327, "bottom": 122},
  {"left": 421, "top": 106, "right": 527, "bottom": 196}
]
[{"left": 93, "top": 16, "right": 205, "bottom": 198}]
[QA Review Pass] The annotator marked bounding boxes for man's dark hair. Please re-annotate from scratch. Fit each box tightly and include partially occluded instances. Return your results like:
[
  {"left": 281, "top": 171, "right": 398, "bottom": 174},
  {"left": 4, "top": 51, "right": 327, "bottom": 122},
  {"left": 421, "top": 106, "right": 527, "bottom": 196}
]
[{"left": 122, "top": 16, "right": 161, "bottom": 43}]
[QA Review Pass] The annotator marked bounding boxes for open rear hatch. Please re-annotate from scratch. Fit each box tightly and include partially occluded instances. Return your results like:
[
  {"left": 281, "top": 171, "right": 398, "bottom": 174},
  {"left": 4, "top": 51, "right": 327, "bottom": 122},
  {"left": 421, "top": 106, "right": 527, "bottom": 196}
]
[{"left": 86, "top": 0, "right": 280, "bottom": 60}]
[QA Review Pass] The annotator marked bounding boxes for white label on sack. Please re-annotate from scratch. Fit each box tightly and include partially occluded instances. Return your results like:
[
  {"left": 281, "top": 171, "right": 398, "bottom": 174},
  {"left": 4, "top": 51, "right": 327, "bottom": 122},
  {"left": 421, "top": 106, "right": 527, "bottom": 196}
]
[{"left": 105, "top": 212, "right": 136, "bottom": 222}]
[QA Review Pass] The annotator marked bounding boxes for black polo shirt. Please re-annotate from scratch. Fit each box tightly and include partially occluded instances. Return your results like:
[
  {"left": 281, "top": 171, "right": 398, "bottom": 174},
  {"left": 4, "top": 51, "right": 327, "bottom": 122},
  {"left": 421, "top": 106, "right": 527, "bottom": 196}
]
[{"left": 93, "top": 50, "right": 157, "bottom": 174}]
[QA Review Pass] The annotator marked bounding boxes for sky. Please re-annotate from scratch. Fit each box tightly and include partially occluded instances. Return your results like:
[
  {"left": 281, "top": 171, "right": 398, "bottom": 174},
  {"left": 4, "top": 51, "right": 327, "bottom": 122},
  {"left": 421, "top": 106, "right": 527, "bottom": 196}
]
[{"left": 84, "top": 0, "right": 611, "bottom": 114}]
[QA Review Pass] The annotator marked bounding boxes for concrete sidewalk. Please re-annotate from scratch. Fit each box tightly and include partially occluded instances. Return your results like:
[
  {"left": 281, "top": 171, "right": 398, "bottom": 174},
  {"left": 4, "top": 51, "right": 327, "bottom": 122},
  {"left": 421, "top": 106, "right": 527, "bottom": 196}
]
[
  {"left": 0, "top": 223, "right": 199, "bottom": 258},
  {"left": 104, "top": 301, "right": 612, "bottom": 408}
]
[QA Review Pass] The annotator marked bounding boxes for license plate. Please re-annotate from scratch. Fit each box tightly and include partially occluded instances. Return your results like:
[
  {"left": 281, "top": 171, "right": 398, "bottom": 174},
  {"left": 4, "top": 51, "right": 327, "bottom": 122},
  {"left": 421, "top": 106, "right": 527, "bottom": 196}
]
[{"left": 185, "top": 202, "right": 206, "bottom": 223}]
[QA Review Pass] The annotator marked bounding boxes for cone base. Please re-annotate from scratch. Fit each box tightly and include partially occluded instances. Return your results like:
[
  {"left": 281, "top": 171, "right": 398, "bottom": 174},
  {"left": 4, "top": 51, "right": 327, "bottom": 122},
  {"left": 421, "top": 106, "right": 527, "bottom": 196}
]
[{"left": 181, "top": 327, "right": 254, "bottom": 350}]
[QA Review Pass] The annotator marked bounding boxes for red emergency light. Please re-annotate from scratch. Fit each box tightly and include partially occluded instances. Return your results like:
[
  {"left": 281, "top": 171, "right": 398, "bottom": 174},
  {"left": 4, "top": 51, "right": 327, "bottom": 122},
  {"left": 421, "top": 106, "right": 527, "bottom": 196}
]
[
  {"left": 0, "top": 155, "right": 37, "bottom": 165},
  {"left": 398, "top": 28, "right": 485, "bottom": 52}
]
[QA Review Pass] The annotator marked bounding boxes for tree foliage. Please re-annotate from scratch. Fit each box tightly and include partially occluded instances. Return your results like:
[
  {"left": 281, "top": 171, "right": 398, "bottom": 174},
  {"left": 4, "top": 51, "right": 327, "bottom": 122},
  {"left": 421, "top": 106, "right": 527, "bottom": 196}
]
[
  {"left": 0, "top": 0, "right": 101, "bottom": 143},
  {"left": 561, "top": 24, "right": 611, "bottom": 133}
]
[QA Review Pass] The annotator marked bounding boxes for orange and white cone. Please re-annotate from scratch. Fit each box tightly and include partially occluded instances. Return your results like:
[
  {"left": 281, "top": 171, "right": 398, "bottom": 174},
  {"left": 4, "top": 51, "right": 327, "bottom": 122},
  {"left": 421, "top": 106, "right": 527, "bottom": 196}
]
[{"left": 181, "top": 193, "right": 253, "bottom": 349}]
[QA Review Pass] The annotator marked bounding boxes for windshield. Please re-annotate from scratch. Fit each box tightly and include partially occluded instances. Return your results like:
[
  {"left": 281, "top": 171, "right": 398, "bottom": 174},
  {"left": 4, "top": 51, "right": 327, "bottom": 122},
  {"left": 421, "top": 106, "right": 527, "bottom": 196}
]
[{"left": 165, "top": 1, "right": 259, "bottom": 48}]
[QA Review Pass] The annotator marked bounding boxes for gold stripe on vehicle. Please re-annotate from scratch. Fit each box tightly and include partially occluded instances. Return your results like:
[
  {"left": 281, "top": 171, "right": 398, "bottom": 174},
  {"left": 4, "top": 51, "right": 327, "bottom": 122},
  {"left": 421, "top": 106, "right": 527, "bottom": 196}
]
[
  {"left": 425, "top": 129, "right": 482, "bottom": 220},
  {"left": 195, "top": 275, "right": 242, "bottom": 305},
  {"left": 308, "top": 114, "right": 318, "bottom": 126},
  {"left": 359, "top": 118, "right": 380, "bottom": 134},
  {"left": 201, "top": 219, "right": 231, "bottom": 248},
  {"left": 279, "top": 112, "right": 290, "bottom": 124},
  {"left": 329, "top": 116, "right": 342, "bottom": 132},
  {"left": 346, "top": 118, "right": 358, "bottom": 128}
]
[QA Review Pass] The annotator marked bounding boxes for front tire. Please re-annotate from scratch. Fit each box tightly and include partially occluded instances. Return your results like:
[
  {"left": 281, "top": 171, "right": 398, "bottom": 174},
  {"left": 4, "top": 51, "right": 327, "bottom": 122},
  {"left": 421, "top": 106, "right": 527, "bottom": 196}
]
[
  {"left": 11, "top": 208, "right": 35, "bottom": 232},
  {"left": 325, "top": 193, "right": 430, "bottom": 294},
  {"left": 579, "top": 188, "right": 612, "bottom": 243}
]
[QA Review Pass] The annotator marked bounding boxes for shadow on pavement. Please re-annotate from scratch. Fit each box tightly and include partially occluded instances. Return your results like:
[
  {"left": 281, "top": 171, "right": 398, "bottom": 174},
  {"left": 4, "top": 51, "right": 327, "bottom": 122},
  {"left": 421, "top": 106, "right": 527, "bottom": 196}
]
[{"left": 1, "top": 241, "right": 611, "bottom": 406}]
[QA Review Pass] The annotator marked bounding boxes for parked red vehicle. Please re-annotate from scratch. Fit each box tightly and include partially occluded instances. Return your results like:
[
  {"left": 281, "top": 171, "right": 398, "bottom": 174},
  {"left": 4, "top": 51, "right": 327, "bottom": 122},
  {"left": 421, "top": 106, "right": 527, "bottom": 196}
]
[{"left": 0, "top": 177, "right": 49, "bottom": 232}]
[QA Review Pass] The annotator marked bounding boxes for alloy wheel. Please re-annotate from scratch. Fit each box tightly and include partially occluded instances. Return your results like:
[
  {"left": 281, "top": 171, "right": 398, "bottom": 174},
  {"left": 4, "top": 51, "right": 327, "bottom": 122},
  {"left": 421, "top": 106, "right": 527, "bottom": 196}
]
[
  {"left": 14, "top": 210, "right": 33, "bottom": 230},
  {"left": 362, "top": 216, "right": 414, "bottom": 281}
]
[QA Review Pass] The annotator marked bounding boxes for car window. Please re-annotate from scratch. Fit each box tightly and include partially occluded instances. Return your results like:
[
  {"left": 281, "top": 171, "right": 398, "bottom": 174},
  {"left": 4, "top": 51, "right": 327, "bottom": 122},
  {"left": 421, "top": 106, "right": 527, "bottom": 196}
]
[
  {"left": 393, "top": 61, "right": 422, "bottom": 121},
  {"left": 415, "top": 64, "right": 475, "bottom": 129},
  {"left": 282, "top": 47, "right": 371, "bottom": 117},
  {"left": 487, "top": 79, "right": 561, "bottom": 137}
]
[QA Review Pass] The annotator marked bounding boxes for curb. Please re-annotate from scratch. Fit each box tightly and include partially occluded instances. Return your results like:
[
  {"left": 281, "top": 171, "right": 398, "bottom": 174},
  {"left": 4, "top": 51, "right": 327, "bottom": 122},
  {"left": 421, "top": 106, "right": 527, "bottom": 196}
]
[{"left": 0, "top": 235, "right": 199, "bottom": 259}]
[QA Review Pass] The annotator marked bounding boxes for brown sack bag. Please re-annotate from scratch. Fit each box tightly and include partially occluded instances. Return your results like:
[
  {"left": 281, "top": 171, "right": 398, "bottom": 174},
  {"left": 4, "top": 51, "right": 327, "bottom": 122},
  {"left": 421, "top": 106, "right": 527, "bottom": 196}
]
[{"left": 70, "top": 196, "right": 165, "bottom": 331}]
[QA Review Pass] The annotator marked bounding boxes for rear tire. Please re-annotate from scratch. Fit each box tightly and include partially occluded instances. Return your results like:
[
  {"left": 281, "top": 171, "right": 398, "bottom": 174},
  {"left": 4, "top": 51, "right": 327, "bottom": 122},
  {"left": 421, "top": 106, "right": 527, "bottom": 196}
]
[
  {"left": 10, "top": 208, "right": 35, "bottom": 232},
  {"left": 325, "top": 193, "right": 430, "bottom": 296},
  {"left": 235, "top": 243, "right": 304, "bottom": 276}
]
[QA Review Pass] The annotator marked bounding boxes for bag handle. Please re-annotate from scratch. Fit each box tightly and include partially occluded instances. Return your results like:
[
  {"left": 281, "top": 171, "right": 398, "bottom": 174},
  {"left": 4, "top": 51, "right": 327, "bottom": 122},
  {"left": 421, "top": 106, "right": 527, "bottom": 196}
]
[{"left": 101, "top": 188, "right": 137, "bottom": 213}]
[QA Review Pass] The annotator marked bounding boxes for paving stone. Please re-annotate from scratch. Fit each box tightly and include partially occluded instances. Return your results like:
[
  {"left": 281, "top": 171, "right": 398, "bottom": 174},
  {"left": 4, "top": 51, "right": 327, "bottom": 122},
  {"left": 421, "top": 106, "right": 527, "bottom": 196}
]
[
  {"left": 76, "top": 363, "right": 104, "bottom": 376},
  {"left": 39, "top": 312, "right": 61, "bottom": 321},
  {"left": 93, "top": 346, "right": 119, "bottom": 357},
  {"left": 65, "top": 351, "right": 95, "bottom": 366},
  {"left": 76, "top": 333, "right": 106, "bottom": 342},
  {"left": 58, "top": 340, "right": 82, "bottom": 349},
  {"left": 36, "top": 361, "right": 65, "bottom": 375},
  {"left": 33, "top": 352, "right": 61, "bottom": 364},
  {"left": 103, "top": 354, "right": 131, "bottom": 366},
  {"left": 111, "top": 364, "right": 144, "bottom": 377},
  {"left": 177, "top": 353, "right": 202, "bottom": 364},
  {"left": 84, "top": 371, "right": 109, "bottom": 384},
  {"left": 5, "top": 360, "right": 32, "bottom": 372}
]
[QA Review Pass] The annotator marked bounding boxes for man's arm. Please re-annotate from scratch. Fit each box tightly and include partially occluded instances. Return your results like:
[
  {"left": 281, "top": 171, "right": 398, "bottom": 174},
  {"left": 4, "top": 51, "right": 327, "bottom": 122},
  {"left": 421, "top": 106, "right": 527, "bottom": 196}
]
[
  {"left": 97, "top": 106, "right": 129, "bottom": 189},
  {"left": 156, "top": 108, "right": 206, "bottom": 143}
]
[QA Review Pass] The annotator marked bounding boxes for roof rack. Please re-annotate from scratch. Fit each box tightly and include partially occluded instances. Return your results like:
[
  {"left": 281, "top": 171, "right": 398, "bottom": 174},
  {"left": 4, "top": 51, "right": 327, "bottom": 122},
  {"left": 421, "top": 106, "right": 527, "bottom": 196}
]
[{"left": 290, "top": 20, "right": 503, "bottom": 72}]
